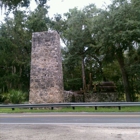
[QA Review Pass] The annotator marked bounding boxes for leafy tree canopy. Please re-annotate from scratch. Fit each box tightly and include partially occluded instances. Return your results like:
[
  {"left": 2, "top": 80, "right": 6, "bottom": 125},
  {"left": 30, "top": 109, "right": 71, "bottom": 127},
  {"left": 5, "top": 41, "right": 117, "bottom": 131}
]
[{"left": 0, "top": 0, "right": 47, "bottom": 9}]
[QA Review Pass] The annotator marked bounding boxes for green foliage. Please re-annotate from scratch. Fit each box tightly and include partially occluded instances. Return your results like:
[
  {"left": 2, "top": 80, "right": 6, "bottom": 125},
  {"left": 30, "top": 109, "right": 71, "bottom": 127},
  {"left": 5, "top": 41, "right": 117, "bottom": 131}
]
[
  {"left": 53, "top": 6, "right": 99, "bottom": 91},
  {"left": 53, "top": 1, "right": 140, "bottom": 101},
  {"left": 1, "top": 89, "right": 27, "bottom": 104},
  {"left": 0, "top": 0, "right": 47, "bottom": 9},
  {"left": 0, "top": 6, "right": 50, "bottom": 99},
  {"left": 26, "top": 6, "right": 50, "bottom": 32},
  {"left": 91, "top": 0, "right": 140, "bottom": 101},
  {"left": 0, "top": 11, "right": 31, "bottom": 94},
  {"left": 0, "top": 0, "right": 140, "bottom": 102},
  {"left": 64, "top": 78, "right": 82, "bottom": 91}
]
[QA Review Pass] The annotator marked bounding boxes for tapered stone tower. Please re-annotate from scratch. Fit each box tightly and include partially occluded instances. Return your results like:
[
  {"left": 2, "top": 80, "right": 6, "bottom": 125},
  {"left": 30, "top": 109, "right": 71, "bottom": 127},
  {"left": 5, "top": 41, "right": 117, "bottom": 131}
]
[{"left": 29, "top": 31, "right": 64, "bottom": 103}]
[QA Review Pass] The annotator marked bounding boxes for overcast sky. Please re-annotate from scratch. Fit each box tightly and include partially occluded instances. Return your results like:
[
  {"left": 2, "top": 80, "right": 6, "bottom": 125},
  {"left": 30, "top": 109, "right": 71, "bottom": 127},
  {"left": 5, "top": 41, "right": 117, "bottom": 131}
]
[
  {"left": 0, "top": 0, "right": 111, "bottom": 21},
  {"left": 39, "top": 0, "right": 111, "bottom": 17}
]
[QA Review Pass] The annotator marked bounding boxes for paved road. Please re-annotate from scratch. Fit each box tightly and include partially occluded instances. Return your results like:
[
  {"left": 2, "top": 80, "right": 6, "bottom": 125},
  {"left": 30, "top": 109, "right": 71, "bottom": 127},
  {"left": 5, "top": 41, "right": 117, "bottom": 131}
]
[
  {"left": 0, "top": 112, "right": 140, "bottom": 124},
  {"left": 1, "top": 113, "right": 140, "bottom": 140}
]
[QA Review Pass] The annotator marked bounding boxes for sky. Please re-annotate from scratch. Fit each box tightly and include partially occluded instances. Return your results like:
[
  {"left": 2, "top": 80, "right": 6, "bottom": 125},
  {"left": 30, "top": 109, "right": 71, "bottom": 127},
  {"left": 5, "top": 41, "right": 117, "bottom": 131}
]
[
  {"left": 43, "top": 0, "right": 111, "bottom": 17},
  {"left": 0, "top": 0, "right": 111, "bottom": 21}
]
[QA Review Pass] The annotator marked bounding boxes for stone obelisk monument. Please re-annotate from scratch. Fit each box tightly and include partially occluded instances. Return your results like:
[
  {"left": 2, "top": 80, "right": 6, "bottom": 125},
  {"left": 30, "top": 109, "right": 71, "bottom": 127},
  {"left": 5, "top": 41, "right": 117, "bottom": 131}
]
[{"left": 29, "top": 31, "right": 64, "bottom": 103}]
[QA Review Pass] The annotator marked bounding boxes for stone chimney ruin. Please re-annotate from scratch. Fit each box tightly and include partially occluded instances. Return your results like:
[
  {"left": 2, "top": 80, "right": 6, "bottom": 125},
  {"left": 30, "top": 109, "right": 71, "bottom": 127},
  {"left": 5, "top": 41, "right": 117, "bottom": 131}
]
[{"left": 29, "top": 31, "right": 64, "bottom": 103}]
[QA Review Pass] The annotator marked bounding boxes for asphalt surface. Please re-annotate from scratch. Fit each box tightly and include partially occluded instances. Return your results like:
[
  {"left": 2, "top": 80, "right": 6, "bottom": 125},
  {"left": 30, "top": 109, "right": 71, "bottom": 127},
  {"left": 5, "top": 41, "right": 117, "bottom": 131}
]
[
  {"left": 1, "top": 113, "right": 140, "bottom": 140},
  {"left": 0, "top": 112, "right": 140, "bottom": 124}
]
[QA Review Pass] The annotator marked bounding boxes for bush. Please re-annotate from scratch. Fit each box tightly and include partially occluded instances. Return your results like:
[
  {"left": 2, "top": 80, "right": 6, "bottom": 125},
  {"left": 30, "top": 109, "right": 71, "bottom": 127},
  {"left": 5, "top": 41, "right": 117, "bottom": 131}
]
[{"left": 1, "top": 89, "right": 27, "bottom": 104}]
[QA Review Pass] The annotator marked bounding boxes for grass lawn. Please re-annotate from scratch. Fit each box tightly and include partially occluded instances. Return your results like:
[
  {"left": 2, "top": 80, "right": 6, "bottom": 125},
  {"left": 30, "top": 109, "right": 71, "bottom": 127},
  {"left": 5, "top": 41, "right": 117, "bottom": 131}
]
[{"left": 0, "top": 106, "right": 140, "bottom": 113}]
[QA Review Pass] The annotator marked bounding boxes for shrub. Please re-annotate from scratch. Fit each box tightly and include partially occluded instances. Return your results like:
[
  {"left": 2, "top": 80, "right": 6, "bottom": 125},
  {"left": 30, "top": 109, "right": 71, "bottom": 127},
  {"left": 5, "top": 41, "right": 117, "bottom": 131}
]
[{"left": 1, "top": 89, "right": 27, "bottom": 104}]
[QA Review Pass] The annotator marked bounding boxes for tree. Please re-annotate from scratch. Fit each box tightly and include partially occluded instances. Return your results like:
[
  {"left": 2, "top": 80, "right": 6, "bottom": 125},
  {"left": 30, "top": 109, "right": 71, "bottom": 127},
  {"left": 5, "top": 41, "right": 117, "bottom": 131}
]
[
  {"left": 51, "top": 5, "right": 109, "bottom": 91},
  {"left": 0, "top": 4, "right": 50, "bottom": 101},
  {"left": 26, "top": 5, "right": 50, "bottom": 32},
  {"left": 61, "top": 7, "right": 97, "bottom": 91},
  {"left": 0, "top": 0, "right": 47, "bottom": 9},
  {"left": 92, "top": 0, "right": 140, "bottom": 101},
  {"left": 0, "top": 10, "right": 31, "bottom": 93},
  {"left": 125, "top": 44, "right": 140, "bottom": 101}
]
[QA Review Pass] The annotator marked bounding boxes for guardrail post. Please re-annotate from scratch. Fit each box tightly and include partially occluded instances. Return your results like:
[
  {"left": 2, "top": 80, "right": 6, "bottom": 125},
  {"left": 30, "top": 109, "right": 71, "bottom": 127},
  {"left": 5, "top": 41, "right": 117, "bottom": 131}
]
[
  {"left": 30, "top": 107, "right": 33, "bottom": 110},
  {"left": 51, "top": 107, "right": 54, "bottom": 110},
  {"left": 118, "top": 106, "right": 121, "bottom": 110},
  {"left": 12, "top": 108, "right": 15, "bottom": 111},
  {"left": 95, "top": 106, "right": 97, "bottom": 110},
  {"left": 72, "top": 107, "right": 75, "bottom": 110}
]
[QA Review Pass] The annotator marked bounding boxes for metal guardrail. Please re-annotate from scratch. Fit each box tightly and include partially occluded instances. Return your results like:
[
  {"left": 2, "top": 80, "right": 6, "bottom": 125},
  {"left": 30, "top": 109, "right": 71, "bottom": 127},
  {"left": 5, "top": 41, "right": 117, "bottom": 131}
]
[{"left": 0, "top": 102, "right": 140, "bottom": 110}]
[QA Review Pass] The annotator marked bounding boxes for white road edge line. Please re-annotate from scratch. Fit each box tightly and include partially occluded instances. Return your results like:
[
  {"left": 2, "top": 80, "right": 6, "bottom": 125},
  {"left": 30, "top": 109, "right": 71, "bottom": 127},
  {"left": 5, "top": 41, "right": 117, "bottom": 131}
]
[{"left": 0, "top": 123, "right": 140, "bottom": 126}]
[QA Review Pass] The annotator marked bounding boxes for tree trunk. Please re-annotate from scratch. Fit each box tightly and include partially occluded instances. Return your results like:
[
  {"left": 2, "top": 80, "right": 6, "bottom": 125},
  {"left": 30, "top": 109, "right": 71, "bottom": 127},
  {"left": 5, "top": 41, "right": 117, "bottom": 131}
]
[
  {"left": 116, "top": 55, "right": 131, "bottom": 102},
  {"left": 89, "top": 73, "right": 92, "bottom": 90},
  {"left": 81, "top": 57, "right": 86, "bottom": 92},
  {"left": 93, "top": 55, "right": 107, "bottom": 81}
]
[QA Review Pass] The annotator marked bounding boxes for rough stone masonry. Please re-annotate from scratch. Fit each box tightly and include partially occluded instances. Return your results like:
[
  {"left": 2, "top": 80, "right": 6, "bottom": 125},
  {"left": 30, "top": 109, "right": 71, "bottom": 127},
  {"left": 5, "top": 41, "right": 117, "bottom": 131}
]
[{"left": 29, "top": 31, "right": 64, "bottom": 103}]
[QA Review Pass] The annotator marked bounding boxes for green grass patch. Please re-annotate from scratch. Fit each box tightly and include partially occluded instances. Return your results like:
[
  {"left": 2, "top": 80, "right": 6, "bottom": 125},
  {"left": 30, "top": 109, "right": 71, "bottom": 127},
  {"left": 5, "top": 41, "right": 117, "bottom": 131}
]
[{"left": 0, "top": 106, "right": 140, "bottom": 113}]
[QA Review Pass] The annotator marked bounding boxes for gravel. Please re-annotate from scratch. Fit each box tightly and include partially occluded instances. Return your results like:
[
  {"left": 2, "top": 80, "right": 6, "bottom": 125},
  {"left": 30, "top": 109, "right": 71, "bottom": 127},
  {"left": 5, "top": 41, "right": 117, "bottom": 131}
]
[{"left": 0, "top": 124, "right": 140, "bottom": 140}]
